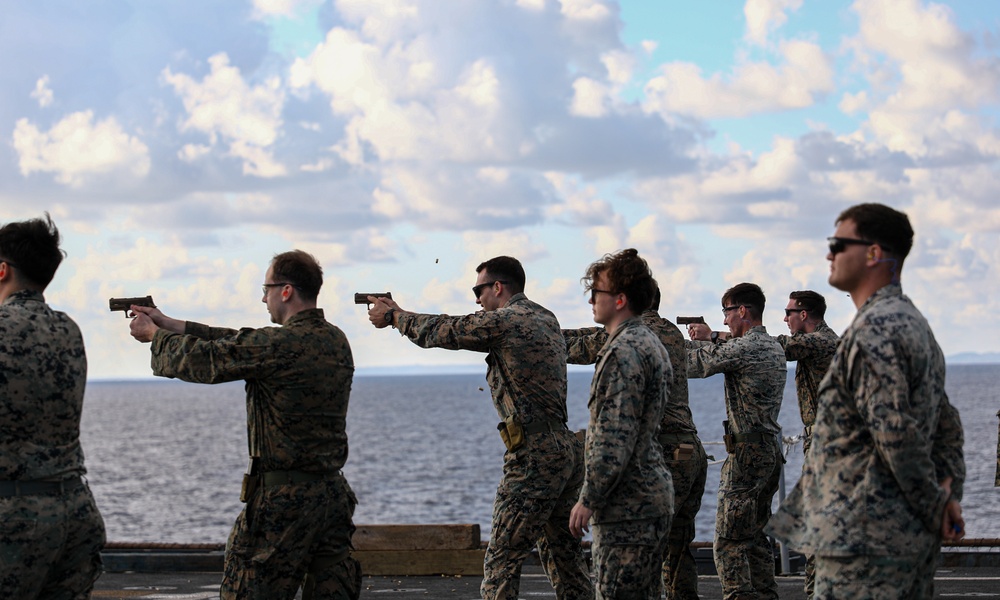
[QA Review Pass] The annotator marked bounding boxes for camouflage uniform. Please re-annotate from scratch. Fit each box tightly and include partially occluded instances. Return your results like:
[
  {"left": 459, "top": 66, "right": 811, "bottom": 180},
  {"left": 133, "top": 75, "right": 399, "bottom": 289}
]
[
  {"left": 577, "top": 316, "right": 673, "bottom": 600},
  {"left": 775, "top": 321, "right": 838, "bottom": 456},
  {"left": 687, "top": 326, "right": 786, "bottom": 600},
  {"left": 395, "top": 293, "right": 592, "bottom": 600},
  {"left": 767, "top": 284, "right": 966, "bottom": 600},
  {"left": 996, "top": 410, "right": 999, "bottom": 487},
  {"left": 565, "top": 310, "right": 707, "bottom": 600},
  {"left": 150, "top": 309, "right": 361, "bottom": 600},
  {"left": 775, "top": 320, "right": 838, "bottom": 598},
  {"left": 0, "top": 290, "right": 106, "bottom": 598}
]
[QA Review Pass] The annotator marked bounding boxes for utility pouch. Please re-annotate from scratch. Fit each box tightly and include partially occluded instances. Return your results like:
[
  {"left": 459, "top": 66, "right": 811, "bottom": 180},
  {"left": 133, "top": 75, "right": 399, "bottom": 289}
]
[
  {"left": 673, "top": 443, "right": 695, "bottom": 461},
  {"left": 722, "top": 420, "right": 733, "bottom": 454},
  {"left": 498, "top": 415, "right": 525, "bottom": 451},
  {"left": 240, "top": 456, "right": 260, "bottom": 503}
]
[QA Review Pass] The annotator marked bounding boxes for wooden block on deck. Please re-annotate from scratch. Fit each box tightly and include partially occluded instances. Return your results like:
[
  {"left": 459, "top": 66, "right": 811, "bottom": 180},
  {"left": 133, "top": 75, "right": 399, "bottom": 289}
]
[
  {"left": 354, "top": 524, "right": 480, "bottom": 551},
  {"left": 355, "top": 549, "right": 486, "bottom": 576}
]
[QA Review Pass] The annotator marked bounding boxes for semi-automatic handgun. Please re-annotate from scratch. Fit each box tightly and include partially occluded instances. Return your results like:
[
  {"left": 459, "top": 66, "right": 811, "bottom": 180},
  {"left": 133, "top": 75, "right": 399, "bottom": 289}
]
[
  {"left": 109, "top": 296, "right": 156, "bottom": 317},
  {"left": 354, "top": 292, "right": 393, "bottom": 306},
  {"left": 676, "top": 316, "right": 705, "bottom": 325}
]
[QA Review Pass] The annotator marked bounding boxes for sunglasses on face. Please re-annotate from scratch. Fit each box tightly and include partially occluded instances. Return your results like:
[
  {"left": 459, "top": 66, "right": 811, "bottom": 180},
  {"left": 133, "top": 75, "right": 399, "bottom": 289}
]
[{"left": 472, "top": 280, "right": 507, "bottom": 299}]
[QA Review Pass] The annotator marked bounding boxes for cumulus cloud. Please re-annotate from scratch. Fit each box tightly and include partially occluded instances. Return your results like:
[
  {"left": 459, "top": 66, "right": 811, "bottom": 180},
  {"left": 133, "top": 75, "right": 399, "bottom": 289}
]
[
  {"left": 250, "top": 0, "right": 322, "bottom": 18},
  {"left": 12, "top": 111, "right": 151, "bottom": 187},
  {"left": 163, "top": 53, "right": 287, "bottom": 177},
  {"left": 643, "top": 39, "right": 834, "bottom": 119},
  {"left": 744, "top": 0, "right": 803, "bottom": 46}
]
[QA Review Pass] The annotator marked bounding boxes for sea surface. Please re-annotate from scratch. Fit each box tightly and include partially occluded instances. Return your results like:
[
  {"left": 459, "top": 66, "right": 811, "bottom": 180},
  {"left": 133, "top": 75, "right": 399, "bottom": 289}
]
[{"left": 80, "top": 364, "right": 1000, "bottom": 544}]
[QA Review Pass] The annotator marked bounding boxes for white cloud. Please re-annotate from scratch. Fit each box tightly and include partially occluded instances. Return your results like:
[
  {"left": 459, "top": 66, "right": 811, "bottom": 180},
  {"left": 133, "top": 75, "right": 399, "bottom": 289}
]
[
  {"left": 559, "top": 0, "right": 611, "bottom": 21},
  {"left": 178, "top": 143, "right": 211, "bottom": 162},
  {"left": 12, "top": 111, "right": 151, "bottom": 187},
  {"left": 251, "top": 0, "right": 322, "bottom": 18},
  {"left": 744, "top": 0, "right": 803, "bottom": 46},
  {"left": 31, "top": 75, "right": 54, "bottom": 108},
  {"left": 643, "top": 39, "right": 834, "bottom": 119},
  {"left": 847, "top": 0, "right": 1000, "bottom": 155},
  {"left": 570, "top": 77, "right": 609, "bottom": 117},
  {"left": 163, "top": 53, "right": 287, "bottom": 177}
]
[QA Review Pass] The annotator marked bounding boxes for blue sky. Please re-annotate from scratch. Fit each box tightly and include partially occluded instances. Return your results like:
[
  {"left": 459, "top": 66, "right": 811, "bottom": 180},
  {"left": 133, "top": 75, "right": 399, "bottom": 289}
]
[{"left": 2, "top": 0, "right": 999, "bottom": 378}]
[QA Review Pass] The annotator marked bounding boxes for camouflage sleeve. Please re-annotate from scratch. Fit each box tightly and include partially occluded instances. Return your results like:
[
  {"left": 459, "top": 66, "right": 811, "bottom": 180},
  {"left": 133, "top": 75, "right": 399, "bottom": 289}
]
[
  {"left": 185, "top": 321, "right": 239, "bottom": 340},
  {"left": 852, "top": 339, "right": 950, "bottom": 534},
  {"left": 685, "top": 338, "right": 743, "bottom": 379},
  {"left": 150, "top": 327, "right": 282, "bottom": 384},
  {"left": 580, "top": 345, "right": 644, "bottom": 511},
  {"left": 776, "top": 331, "right": 834, "bottom": 362},
  {"left": 395, "top": 310, "right": 505, "bottom": 353},
  {"left": 563, "top": 327, "right": 606, "bottom": 365},
  {"left": 932, "top": 395, "right": 965, "bottom": 501}
]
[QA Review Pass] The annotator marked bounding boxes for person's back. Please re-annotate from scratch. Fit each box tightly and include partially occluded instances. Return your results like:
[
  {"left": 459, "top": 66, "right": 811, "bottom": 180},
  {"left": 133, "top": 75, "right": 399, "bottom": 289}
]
[{"left": 0, "top": 215, "right": 106, "bottom": 598}]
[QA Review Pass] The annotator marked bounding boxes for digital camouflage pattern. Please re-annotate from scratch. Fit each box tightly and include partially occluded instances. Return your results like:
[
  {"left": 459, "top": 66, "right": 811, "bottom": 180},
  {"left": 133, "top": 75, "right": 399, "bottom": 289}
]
[
  {"left": 591, "top": 515, "right": 670, "bottom": 600},
  {"left": 151, "top": 308, "right": 360, "bottom": 600},
  {"left": 565, "top": 310, "right": 706, "bottom": 600},
  {"left": 0, "top": 290, "right": 106, "bottom": 597},
  {"left": 776, "top": 320, "right": 837, "bottom": 599},
  {"left": 812, "top": 543, "right": 936, "bottom": 600},
  {"left": 396, "top": 293, "right": 592, "bottom": 600},
  {"left": 775, "top": 320, "right": 839, "bottom": 452},
  {"left": 223, "top": 475, "right": 360, "bottom": 600},
  {"left": 767, "top": 284, "right": 965, "bottom": 597},
  {"left": 582, "top": 317, "right": 673, "bottom": 599},
  {"left": 996, "top": 410, "right": 999, "bottom": 487},
  {"left": 686, "top": 326, "right": 785, "bottom": 600}
]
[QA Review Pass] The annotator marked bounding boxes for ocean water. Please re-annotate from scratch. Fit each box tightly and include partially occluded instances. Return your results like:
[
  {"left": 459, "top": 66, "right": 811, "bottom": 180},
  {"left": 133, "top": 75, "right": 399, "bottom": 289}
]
[{"left": 80, "top": 364, "right": 1000, "bottom": 544}]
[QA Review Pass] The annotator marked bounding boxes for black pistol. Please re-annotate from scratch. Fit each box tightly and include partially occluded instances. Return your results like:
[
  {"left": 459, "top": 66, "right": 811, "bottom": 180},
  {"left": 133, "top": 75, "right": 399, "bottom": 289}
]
[
  {"left": 676, "top": 316, "right": 705, "bottom": 325},
  {"left": 109, "top": 296, "right": 156, "bottom": 317},
  {"left": 354, "top": 292, "right": 392, "bottom": 307}
]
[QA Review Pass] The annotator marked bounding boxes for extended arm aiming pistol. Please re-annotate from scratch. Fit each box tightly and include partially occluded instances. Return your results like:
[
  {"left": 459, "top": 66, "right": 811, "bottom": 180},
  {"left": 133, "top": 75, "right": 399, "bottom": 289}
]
[
  {"left": 676, "top": 316, "right": 705, "bottom": 325},
  {"left": 109, "top": 296, "right": 156, "bottom": 317},
  {"left": 354, "top": 292, "right": 392, "bottom": 307}
]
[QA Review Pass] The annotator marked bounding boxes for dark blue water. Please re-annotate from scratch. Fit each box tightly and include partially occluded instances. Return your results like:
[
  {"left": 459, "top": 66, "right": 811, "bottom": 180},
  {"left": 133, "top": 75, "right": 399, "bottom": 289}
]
[{"left": 80, "top": 364, "right": 1000, "bottom": 543}]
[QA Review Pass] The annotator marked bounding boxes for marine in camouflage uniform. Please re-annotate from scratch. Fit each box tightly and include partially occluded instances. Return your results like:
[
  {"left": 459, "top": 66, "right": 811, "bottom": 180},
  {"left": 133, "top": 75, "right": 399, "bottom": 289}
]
[
  {"left": 768, "top": 204, "right": 965, "bottom": 600},
  {"left": 368, "top": 256, "right": 592, "bottom": 600},
  {"left": 996, "top": 410, "right": 1000, "bottom": 487},
  {"left": 767, "top": 284, "right": 965, "bottom": 599},
  {"left": 0, "top": 216, "right": 106, "bottom": 599},
  {"left": 133, "top": 251, "right": 360, "bottom": 600},
  {"left": 686, "top": 283, "right": 785, "bottom": 600},
  {"left": 574, "top": 317, "right": 674, "bottom": 600},
  {"left": 775, "top": 291, "right": 839, "bottom": 599},
  {"left": 565, "top": 306, "right": 707, "bottom": 600}
]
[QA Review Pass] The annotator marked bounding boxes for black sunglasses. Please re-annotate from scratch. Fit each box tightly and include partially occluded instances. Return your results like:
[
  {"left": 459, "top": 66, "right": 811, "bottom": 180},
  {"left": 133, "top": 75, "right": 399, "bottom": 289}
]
[
  {"left": 828, "top": 236, "right": 894, "bottom": 255},
  {"left": 589, "top": 288, "right": 615, "bottom": 302},
  {"left": 473, "top": 280, "right": 507, "bottom": 298}
]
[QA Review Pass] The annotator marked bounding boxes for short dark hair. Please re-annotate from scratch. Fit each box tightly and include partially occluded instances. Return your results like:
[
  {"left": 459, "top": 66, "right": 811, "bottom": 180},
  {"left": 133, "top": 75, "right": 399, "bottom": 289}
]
[
  {"left": 0, "top": 213, "right": 65, "bottom": 289},
  {"left": 722, "top": 282, "right": 765, "bottom": 321},
  {"left": 271, "top": 250, "right": 323, "bottom": 301},
  {"left": 836, "top": 203, "right": 913, "bottom": 262},
  {"left": 789, "top": 290, "right": 827, "bottom": 319},
  {"left": 583, "top": 248, "right": 657, "bottom": 314},
  {"left": 476, "top": 256, "right": 525, "bottom": 294}
]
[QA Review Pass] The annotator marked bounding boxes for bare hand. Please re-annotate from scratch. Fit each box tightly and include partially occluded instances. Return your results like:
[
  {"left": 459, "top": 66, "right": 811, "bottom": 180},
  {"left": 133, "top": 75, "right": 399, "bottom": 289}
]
[
  {"left": 129, "top": 312, "right": 159, "bottom": 343},
  {"left": 130, "top": 304, "right": 185, "bottom": 334},
  {"left": 941, "top": 499, "right": 965, "bottom": 542},
  {"left": 368, "top": 296, "right": 401, "bottom": 329},
  {"left": 687, "top": 323, "right": 712, "bottom": 341},
  {"left": 569, "top": 501, "right": 593, "bottom": 538}
]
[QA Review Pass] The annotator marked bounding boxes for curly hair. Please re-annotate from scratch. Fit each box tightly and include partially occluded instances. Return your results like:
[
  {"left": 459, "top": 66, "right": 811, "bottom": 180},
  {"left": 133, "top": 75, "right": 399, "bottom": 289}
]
[{"left": 582, "top": 248, "right": 657, "bottom": 314}]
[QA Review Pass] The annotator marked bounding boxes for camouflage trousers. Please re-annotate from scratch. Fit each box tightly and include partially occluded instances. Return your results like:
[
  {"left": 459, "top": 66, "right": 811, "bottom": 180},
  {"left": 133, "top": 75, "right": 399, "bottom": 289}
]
[
  {"left": 483, "top": 430, "right": 593, "bottom": 600},
  {"left": 222, "top": 474, "right": 361, "bottom": 600},
  {"left": 659, "top": 435, "right": 708, "bottom": 600},
  {"left": 714, "top": 440, "right": 782, "bottom": 600},
  {"left": 801, "top": 437, "right": 815, "bottom": 600},
  {"left": 0, "top": 478, "right": 106, "bottom": 599},
  {"left": 592, "top": 514, "right": 671, "bottom": 600},
  {"left": 813, "top": 543, "right": 937, "bottom": 600}
]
